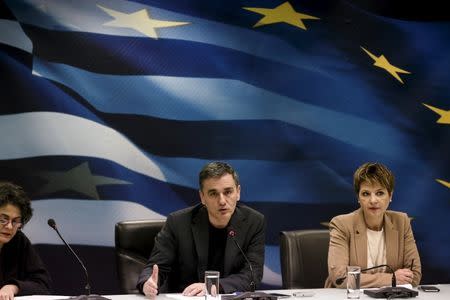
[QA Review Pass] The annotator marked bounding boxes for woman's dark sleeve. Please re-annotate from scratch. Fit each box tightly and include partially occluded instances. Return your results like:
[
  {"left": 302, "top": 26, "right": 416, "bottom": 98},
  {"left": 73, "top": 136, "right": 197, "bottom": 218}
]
[{"left": 4, "top": 232, "right": 52, "bottom": 295}]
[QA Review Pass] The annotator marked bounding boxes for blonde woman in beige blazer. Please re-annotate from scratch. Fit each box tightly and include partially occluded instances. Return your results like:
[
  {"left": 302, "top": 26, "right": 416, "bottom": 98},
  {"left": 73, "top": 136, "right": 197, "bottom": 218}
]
[{"left": 325, "top": 163, "right": 421, "bottom": 288}]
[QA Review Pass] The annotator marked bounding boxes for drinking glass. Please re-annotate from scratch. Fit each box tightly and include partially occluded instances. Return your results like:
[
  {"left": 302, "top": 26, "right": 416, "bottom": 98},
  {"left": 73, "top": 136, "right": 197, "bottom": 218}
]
[
  {"left": 205, "top": 270, "right": 220, "bottom": 300},
  {"left": 347, "top": 266, "right": 361, "bottom": 299}
]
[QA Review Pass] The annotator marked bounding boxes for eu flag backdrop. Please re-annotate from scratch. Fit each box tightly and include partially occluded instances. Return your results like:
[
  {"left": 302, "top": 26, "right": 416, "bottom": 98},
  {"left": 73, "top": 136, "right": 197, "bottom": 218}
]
[{"left": 1, "top": 0, "right": 449, "bottom": 293}]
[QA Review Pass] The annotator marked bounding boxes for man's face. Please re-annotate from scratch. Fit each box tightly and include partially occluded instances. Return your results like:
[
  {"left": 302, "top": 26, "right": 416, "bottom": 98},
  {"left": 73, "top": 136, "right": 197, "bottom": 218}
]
[{"left": 199, "top": 173, "right": 240, "bottom": 229}]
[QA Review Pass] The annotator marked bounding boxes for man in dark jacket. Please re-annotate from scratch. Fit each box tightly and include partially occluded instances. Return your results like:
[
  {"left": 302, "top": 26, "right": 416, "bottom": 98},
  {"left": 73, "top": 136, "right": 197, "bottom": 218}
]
[{"left": 137, "top": 162, "right": 265, "bottom": 297}]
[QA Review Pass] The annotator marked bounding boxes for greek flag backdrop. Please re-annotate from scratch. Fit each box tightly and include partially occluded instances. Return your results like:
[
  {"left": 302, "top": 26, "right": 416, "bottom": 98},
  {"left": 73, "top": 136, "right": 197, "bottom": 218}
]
[{"left": 1, "top": 0, "right": 449, "bottom": 294}]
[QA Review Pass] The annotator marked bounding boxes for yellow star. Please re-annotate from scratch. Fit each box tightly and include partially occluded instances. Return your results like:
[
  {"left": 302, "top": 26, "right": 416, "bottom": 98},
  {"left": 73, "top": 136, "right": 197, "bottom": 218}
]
[
  {"left": 361, "top": 47, "right": 411, "bottom": 84},
  {"left": 436, "top": 179, "right": 450, "bottom": 189},
  {"left": 423, "top": 103, "right": 450, "bottom": 124},
  {"left": 97, "top": 5, "right": 189, "bottom": 39},
  {"left": 243, "top": 1, "right": 319, "bottom": 30}
]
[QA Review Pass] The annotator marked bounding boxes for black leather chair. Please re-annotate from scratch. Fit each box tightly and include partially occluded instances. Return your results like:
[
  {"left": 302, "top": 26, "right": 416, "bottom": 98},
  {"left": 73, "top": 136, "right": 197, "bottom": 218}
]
[
  {"left": 115, "top": 219, "right": 165, "bottom": 294},
  {"left": 279, "top": 229, "right": 330, "bottom": 289}
]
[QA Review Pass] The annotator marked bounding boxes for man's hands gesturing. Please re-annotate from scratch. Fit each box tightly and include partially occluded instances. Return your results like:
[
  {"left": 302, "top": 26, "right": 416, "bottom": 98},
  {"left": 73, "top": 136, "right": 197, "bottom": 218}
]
[{"left": 143, "top": 265, "right": 159, "bottom": 298}]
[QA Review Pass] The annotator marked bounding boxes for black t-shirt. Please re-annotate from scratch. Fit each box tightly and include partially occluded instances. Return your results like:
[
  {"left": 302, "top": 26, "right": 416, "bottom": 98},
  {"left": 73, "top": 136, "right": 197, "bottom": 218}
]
[{"left": 207, "top": 223, "right": 227, "bottom": 276}]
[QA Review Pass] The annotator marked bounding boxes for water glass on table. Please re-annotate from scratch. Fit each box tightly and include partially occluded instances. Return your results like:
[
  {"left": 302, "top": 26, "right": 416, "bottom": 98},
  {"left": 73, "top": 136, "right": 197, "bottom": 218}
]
[
  {"left": 347, "top": 266, "right": 361, "bottom": 299},
  {"left": 205, "top": 270, "right": 220, "bottom": 300}
]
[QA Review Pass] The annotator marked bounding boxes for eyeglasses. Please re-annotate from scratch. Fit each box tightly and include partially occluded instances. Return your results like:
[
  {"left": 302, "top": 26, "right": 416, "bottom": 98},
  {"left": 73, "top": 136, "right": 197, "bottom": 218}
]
[{"left": 0, "top": 217, "right": 23, "bottom": 229}]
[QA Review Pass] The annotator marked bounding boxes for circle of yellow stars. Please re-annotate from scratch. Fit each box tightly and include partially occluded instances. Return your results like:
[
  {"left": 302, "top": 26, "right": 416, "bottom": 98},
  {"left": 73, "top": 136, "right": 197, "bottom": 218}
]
[{"left": 64, "top": 1, "right": 448, "bottom": 192}]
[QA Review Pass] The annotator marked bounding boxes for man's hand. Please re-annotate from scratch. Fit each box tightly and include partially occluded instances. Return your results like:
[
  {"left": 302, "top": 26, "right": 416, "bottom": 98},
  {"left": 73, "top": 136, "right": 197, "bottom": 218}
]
[
  {"left": 183, "top": 283, "right": 206, "bottom": 296},
  {"left": 0, "top": 284, "right": 19, "bottom": 300},
  {"left": 143, "top": 264, "right": 159, "bottom": 298},
  {"left": 395, "top": 268, "right": 414, "bottom": 285}
]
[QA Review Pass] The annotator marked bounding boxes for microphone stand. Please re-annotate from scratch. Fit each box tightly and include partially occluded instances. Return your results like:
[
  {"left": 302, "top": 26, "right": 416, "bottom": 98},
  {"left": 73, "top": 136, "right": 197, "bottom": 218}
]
[
  {"left": 361, "top": 265, "right": 418, "bottom": 298},
  {"left": 228, "top": 228, "right": 255, "bottom": 292},
  {"left": 223, "top": 228, "right": 279, "bottom": 300},
  {"left": 48, "top": 219, "right": 110, "bottom": 300},
  {"left": 363, "top": 265, "right": 397, "bottom": 287},
  {"left": 335, "top": 264, "right": 418, "bottom": 298}
]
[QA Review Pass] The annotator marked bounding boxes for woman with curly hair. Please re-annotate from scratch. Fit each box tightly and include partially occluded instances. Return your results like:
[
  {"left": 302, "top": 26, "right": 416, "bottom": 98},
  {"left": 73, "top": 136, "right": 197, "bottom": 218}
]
[{"left": 0, "top": 182, "right": 51, "bottom": 299}]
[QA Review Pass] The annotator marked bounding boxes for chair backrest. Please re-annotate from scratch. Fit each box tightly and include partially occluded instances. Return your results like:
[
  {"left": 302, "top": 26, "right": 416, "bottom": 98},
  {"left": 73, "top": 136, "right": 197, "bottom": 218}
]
[
  {"left": 279, "top": 229, "right": 330, "bottom": 289},
  {"left": 115, "top": 219, "right": 165, "bottom": 294}
]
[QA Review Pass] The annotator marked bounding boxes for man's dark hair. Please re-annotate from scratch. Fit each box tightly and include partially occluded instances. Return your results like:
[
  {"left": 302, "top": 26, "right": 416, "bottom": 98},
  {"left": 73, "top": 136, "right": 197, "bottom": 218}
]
[
  {"left": 0, "top": 182, "right": 33, "bottom": 225},
  {"left": 199, "top": 161, "right": 240, "bottom": 190}
]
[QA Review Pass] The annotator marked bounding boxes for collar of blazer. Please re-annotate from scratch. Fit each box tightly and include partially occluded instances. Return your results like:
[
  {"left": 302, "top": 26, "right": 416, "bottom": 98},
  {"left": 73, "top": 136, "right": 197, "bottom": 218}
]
[
  {"left": 353, "top": 208, "right": 397, "bottom": 232},
  {"left": 353, "top": 208, "right": 399, "bottom": 269},
  {"left": 191, "top": 203, "right": 249, "bottom": 277}
]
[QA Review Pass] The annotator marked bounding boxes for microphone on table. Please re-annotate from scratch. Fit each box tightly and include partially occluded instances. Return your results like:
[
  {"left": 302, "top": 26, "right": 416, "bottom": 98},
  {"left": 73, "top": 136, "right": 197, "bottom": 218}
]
[
  {"left": 227, "top": 227, "right": 255, "bottom": 292},
  {"left": 335, "top": 264, "right": 418, "bottom": 298},
  {"left": 48, "top": 219, "right": 110, "bottom": 300}
]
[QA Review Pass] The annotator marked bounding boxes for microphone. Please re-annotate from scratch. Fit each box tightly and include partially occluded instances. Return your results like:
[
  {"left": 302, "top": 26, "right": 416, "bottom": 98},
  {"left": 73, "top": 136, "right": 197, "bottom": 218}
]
[
  {"left": 363, "top": 264, "right": 418, "bottom": 299},
  {"left": 365, "top": 264, "right": 397, "bottom": 287},
  {"left": 227, "top": 227, "right": 255, "bottom": 292},
  {"left": 334, "top": 264, "right": 418, "bottom": 298},
  {"left": 335, "top": 264, "right": 396, "bottom": 286},
  {"left": 48, "top": 219, "right": 110, "bottom": 300}
]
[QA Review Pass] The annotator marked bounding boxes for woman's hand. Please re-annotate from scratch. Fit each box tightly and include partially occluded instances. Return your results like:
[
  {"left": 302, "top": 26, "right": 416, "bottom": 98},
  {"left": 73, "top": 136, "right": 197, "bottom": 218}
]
[
  {"left": 395, "top": 268, "right": 414, "bottom": 285},
  {"left": 0, "top": 284, "right": 19, "bottom": 300}
]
